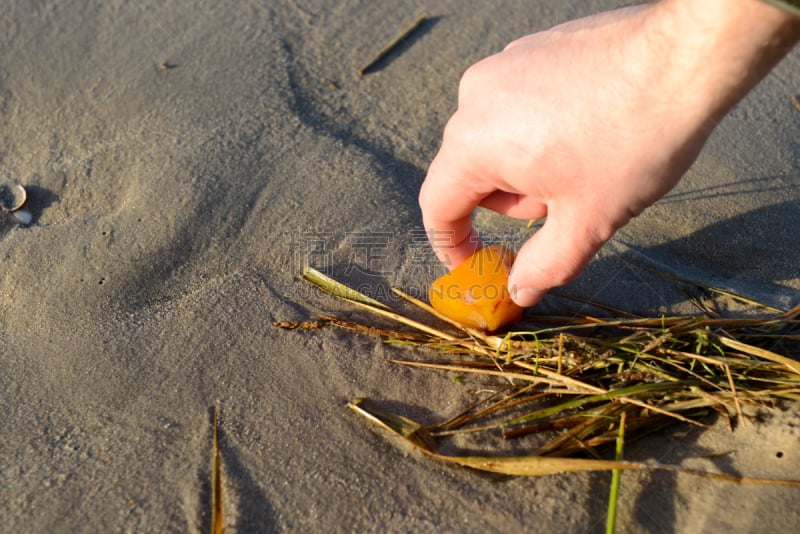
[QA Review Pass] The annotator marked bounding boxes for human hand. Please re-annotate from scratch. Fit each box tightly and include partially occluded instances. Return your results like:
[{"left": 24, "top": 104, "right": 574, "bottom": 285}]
[{"left": 420, "top": 0, "right": 800, "bottom": 307}]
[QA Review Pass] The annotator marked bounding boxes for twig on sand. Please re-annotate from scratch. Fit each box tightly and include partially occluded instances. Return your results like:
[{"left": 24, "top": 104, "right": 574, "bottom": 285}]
[
  {"left": 358, "top": 14, "right": 428, "bottom": 76},
  {"left": 211, "top": 406, "right": 224, "bottom": 534}
]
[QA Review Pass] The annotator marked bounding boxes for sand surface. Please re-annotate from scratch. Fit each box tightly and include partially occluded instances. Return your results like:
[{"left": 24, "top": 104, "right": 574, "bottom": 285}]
[{"left": 1, "top": 1, "right": 799, "bottom": 532}]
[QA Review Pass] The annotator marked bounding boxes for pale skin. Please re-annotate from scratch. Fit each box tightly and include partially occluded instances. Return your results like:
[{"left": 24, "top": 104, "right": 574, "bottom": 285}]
[{"left": 419, "top": 0, "right": 800, "bottom": 307}]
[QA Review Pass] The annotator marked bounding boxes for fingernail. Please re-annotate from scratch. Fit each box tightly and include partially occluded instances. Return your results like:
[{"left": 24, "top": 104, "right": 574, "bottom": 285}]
[{"left": 510, "top": 286, "right": 546, "bottom": 307}]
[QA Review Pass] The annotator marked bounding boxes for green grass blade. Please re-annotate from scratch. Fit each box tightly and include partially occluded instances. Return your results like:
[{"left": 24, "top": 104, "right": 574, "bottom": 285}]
[
  {"left": 303, "top": 267, "right": 391, "bottom": 311},
  {"left": 607, "top": 413, "right": 626, "bottom": 534},
  {"left": 503, "top": 381, "right": 697, "bottom": 427}
]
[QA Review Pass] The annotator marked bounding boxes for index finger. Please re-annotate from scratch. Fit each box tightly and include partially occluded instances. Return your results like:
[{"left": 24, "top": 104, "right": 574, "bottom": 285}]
[{"left": 418, "top": 154, "right": 489, "bottom": 269}]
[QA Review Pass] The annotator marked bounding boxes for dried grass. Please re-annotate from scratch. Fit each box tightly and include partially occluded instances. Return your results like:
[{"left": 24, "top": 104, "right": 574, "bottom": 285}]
[{"left": 278, "top": 268, "right": 800, "bottom": 488}]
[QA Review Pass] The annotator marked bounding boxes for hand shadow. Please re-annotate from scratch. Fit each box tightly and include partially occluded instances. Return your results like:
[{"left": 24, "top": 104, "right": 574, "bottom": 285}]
[
  {"left": 542, "top": 198, "right": 800, "bottom": 317},
  {"left": 529, "top": 198, "right": 800, "bottom": 533}
]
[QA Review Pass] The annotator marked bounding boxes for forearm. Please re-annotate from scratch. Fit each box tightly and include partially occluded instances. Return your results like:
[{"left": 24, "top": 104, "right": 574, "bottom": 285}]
[{"left": 647, "top": 0, "right": 800, "bottom": 124}]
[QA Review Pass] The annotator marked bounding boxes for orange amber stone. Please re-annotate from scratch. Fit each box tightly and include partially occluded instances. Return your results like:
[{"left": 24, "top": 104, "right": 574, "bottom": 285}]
[{"left": 429, "top": 245, "right": 524, "bottom": 331}]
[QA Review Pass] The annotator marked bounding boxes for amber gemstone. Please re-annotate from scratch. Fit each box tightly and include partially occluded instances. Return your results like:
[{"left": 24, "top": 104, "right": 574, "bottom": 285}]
[{"left": 429, "top": 245, "right": 524, "bottom": 331}]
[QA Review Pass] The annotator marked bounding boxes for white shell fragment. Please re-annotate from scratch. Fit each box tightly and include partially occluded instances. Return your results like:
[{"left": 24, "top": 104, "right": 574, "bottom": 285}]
[
  {"left": 0, "top": 182, "right": 27, "bottom": 212},
  {"left": 11, "top": 209, "right": 32, "bottom": 225}
]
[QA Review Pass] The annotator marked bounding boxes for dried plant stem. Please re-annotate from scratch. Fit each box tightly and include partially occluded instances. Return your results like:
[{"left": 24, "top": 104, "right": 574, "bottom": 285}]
[
  {"left": 348, "top": 398, "right": 800, "bottom": 485},
  {"left": 292, "top": 267, "right": 800, "bottom": 486},
  {"left": 211, "top": 406, "right": 223, "bottom": 534},
  {"left": 357, "top": 14, "right": 428, "bottom": 75}
]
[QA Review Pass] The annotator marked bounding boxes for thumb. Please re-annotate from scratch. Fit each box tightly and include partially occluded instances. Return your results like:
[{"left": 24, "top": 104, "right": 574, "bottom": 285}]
[{"left": 509, "top": 211, "right": 612, "bottom": 307}]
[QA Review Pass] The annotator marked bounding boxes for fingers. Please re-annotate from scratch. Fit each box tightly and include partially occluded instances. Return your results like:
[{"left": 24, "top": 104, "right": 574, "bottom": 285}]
[
  {"left": 508, "top": 207, "right": 613, "bottom": 307},
  {"left": 479, "top": 190, "right": 548, "bottom": 221},
  {"left": 419, "top": 156, "right": 488, "bottom": 269}
]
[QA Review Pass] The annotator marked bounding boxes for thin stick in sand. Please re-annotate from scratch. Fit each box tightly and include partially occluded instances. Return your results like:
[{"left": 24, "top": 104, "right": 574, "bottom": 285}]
[
  {"left": 211, "top": 406, "right": 224, "bottom": 534},
  {"left": 792, "top": 94, "right": 800, "bottom": 113},
  {"left": 358, "top": 14, "right": 428, "bottom": 76}
]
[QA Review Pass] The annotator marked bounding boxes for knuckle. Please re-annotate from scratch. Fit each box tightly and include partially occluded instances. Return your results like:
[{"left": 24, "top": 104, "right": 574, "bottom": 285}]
[
  {"left": 457, "top": 59, "right": 490, "bottom": 102},
  {"left": 418, "top": 177, "right": 435, "bottom": 210}
]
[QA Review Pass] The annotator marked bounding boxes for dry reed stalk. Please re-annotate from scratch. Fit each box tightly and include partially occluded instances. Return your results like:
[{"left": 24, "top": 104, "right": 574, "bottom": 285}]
[{"left": 281, "top": 267, "right": 800, "bottom": 486}]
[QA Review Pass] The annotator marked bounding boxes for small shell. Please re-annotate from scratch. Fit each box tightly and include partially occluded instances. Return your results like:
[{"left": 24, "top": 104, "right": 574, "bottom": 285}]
[
  {"left": 11, "top": 209, "right": 32, "bottom": 225},
  {"left": 0, "top": 182, "right": 27, "bottom": 212}
]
